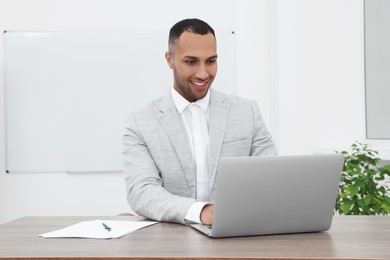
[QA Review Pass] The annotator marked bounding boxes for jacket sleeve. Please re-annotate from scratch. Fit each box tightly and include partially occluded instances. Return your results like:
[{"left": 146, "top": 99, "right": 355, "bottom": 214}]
[
  {"left": 122, "top": 113, "right": 195, "bottom": 224},
  {"left": 250, "top": 101, "right": 277, "bottom": 156}
]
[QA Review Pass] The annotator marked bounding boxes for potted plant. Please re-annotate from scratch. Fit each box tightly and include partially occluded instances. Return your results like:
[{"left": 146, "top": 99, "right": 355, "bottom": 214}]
[{"left": 335, "top": 141, "right": 390, "bottom": 215}]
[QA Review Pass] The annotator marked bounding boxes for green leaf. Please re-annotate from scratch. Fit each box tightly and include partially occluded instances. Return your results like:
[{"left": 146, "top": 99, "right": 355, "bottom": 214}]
[
  {"left": 375, "top": 175, "right": 385, "bottom": 181},
  {"left": 341, "top": 203, "right": 352, "bottom": 215},
  {"left": 340, "top": 191, "right": 348, "bottom": 199},
  {"left": 357, "top": 199, "right": 365, "bottom": 207},
  {"left": 355, "top": 180, "right": 365, "bottom": 188},
  {"left": 382, "top": 203, "right": 390, "bottom": 214},
  {"left": 373, "top": 204, "right": 381, "bottom": 213},
  {"left": 348, "top": 186, "right": 359, "bottom": 197},
  {"left": 363, "top": 195, "right": 372, "bottom": 205},
  {"left": 343, "top": 179, "right": 352, "bottom": 185},
  {"left": 380, "top": 164, "right": 390, "bottom": 175},
  {"left": 373, "top": 197, "right": 382, "bottom": 205},
  {"left": 379, "top": 186, "right": 386, "bottom": 195}
]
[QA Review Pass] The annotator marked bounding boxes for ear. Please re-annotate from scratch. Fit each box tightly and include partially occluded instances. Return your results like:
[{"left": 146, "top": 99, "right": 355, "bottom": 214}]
[{"left": 165, "top": 51, "right": 174, "bottom": 69}]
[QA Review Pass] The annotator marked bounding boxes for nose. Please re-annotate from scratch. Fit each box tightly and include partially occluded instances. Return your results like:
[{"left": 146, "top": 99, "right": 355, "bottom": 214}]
[{"left": 195, "top": 64, "right": 209, "bottom": 80}]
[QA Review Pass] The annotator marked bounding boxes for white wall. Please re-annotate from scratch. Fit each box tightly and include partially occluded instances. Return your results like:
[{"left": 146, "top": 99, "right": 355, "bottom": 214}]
[
  {"left": 1, "top": 0, "right": 387, "bottom": 224},
  {"left": 271, "top": 0, "right": 390, "bottom": 159},
  {"left": 0, "top": 0, "right": 272, "bottom": 224},
  {"left": 272, "top": 0, "right": 364, "bottom": 154}
]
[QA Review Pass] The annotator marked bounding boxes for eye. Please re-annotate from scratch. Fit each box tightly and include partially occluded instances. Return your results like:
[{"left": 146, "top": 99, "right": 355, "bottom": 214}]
[
  {"left": 185, "top": 59, "right": 196, "bottom": 65},
  {"left": 207, "top": 58, "right": 217, "bottom": 64}
]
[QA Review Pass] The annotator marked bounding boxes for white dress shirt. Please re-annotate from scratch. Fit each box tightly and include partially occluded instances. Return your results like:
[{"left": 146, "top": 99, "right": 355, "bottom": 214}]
[{"left": 171, "top": 87, "right": 210, "bottom": 224}]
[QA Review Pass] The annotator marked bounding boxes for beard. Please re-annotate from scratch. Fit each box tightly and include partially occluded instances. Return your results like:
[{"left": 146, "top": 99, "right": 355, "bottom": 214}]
[{"left": 173, "top": 67, "right": 209, "bottom": 102}]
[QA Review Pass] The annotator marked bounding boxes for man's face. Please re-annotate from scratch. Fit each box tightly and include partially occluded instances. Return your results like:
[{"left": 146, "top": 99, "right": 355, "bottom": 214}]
[{"left": 166, "top": 31, "right": 218, "bottom": 102}]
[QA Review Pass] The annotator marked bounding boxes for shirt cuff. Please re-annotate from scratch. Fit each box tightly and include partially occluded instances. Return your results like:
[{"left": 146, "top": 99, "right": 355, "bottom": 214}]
[{"left": 184, "top": 201, "right": 210, "bottom": 224}]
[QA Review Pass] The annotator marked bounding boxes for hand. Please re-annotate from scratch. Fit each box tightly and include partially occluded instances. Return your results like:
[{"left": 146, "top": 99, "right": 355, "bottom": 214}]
[{"left": 200, "top": 204, "right": 214, "bottom": 225}]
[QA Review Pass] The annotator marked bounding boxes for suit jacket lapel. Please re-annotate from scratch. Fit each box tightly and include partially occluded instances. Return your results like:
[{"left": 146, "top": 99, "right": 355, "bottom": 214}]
[
  {"left": 208, "top": 90, "right": 229, "bottom": 195},
  {"left": 157, "top": 93, "right": 195, "bottom": 194}
]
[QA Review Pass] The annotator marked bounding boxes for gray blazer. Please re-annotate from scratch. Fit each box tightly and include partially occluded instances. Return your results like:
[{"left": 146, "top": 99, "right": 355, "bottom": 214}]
[{"left": 123, "top": 89, "right": 276, "bottom": 224}]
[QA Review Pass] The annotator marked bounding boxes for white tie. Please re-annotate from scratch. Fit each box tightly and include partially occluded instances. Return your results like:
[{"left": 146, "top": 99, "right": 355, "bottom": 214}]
[{"left": 189, "top": 104, "right": 209, "bottom": 201}]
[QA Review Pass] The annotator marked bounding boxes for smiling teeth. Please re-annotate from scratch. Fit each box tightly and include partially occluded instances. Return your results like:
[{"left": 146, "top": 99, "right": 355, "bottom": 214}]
[{"left": 192, "top": 81, "right": 206, "bottom": 86}]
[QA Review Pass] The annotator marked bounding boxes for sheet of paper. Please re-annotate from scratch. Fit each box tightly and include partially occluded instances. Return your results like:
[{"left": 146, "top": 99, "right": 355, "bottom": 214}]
[{"left": 39, "top": 219, "right": 157, "bottom": 239}]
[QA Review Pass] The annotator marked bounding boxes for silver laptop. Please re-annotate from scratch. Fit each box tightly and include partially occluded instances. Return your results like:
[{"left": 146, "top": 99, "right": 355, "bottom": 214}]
[{"left": 191, "top": 154, "right": 344, "bottom": 238}]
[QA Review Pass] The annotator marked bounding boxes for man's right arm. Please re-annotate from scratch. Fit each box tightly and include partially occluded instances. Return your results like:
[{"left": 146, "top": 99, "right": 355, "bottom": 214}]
[{"left": 123, "top": 113, "right": 196, "bottom": 224}]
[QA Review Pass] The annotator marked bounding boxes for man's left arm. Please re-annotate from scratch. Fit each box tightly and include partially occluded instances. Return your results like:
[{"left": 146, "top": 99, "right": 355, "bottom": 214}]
[{"left": 250, "top": 101, "right": 277, "bottom": 156}]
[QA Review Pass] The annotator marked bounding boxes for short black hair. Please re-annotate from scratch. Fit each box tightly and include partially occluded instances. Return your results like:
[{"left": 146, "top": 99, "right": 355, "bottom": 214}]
[{"left": 168, "top": 18, "right": 216, "bottom": 53}]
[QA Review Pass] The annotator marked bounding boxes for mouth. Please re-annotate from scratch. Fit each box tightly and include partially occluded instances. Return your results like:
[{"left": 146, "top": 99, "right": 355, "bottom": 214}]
[{"left": 190, "top": 80, "right": 209, "bottom": 90}]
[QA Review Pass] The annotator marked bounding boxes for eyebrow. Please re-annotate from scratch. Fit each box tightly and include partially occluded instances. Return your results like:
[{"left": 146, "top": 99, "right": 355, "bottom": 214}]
[{"left": 183, "top": 55, "right": 218, "bottom": 60}]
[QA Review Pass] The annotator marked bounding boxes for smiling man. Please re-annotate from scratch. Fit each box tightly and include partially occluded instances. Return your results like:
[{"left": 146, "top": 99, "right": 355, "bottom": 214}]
[{"left": 123, "top": 18, "right": 276, "bottom": 225}]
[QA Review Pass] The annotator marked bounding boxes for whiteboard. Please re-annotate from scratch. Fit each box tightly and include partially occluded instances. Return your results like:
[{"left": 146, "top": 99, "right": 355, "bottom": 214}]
[{"left": 4, "top": 31, "right": 236, "bottom": 173}]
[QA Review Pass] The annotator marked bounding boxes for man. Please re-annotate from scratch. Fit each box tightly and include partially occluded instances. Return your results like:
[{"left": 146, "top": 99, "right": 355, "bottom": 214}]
[{"left": 123, "top": 18, "right": 276, "bottom": 225}]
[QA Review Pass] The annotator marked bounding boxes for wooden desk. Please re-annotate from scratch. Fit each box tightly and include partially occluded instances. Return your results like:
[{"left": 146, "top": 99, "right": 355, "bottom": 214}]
[{"left": 0, "top": 215, "right": 389, "bottom": 260}]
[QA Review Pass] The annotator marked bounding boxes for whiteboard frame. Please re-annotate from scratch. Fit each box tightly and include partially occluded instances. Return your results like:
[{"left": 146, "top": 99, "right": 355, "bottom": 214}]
[{"left": 364, "top": 0, "right": 390, "bottom": 139}]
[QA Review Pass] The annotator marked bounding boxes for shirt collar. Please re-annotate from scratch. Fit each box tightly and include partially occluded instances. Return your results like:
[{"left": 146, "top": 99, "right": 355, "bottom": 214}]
[{"left": 171, "top": 87, "right": 210, "bottom": 114}]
